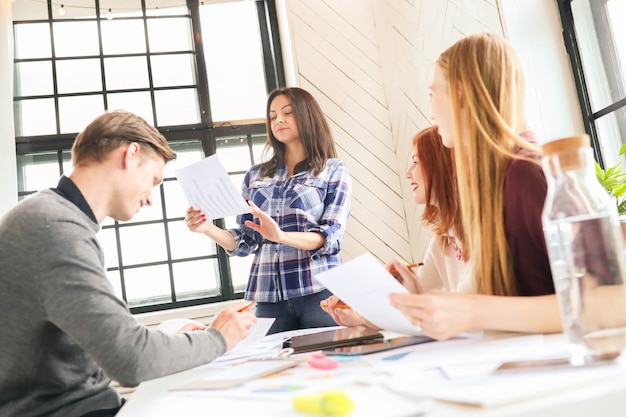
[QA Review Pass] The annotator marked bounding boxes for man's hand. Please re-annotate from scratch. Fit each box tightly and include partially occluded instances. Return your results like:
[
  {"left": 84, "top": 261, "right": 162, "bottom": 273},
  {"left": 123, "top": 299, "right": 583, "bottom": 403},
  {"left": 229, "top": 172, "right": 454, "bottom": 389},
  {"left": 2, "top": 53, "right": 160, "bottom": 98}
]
[{"left": 209, "top": 302, "right": 257, "bottom": 351}]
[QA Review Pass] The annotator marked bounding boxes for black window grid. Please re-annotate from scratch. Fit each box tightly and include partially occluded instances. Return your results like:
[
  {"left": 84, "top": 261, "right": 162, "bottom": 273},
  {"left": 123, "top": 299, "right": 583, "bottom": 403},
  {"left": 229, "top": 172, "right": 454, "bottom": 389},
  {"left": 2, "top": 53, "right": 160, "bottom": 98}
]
[{"left": 13, "top": 0, "right": 283, "bottom": 314}]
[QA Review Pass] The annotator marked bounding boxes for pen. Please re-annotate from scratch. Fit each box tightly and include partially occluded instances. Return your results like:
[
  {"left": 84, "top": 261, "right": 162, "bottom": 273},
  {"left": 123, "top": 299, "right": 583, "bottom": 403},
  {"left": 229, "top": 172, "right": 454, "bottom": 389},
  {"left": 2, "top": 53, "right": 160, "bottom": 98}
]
[
  {"left": 320, "top": 300, "right": 352, "bottom": 310},
  {"left": 389, "top": 263, "right": 421, "bottom": 274},
  {"left": 237, "top": 301, "right": 254, "bottom": 312}
]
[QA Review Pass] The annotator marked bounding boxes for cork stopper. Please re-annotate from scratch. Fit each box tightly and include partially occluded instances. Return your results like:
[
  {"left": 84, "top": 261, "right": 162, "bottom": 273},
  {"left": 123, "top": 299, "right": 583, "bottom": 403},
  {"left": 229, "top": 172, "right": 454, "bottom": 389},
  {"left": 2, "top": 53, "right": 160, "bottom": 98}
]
[{"left": 541, "top": 134, "right": 590, "bottom": 171}]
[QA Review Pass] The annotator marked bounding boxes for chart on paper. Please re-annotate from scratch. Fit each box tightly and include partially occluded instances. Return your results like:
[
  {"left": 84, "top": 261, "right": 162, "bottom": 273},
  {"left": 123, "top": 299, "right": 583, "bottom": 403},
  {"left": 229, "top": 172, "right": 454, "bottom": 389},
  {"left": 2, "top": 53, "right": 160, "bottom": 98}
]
[{"left": 175, "top": 155, "right": 251, "bottom": 220}]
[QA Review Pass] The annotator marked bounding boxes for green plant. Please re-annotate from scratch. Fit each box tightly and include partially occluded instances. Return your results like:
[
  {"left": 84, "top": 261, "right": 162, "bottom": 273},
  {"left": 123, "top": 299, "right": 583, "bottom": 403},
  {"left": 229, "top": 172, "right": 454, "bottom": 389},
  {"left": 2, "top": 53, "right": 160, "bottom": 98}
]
[{"left": 595, "top": 143, "right": 626, "bottom": 216}]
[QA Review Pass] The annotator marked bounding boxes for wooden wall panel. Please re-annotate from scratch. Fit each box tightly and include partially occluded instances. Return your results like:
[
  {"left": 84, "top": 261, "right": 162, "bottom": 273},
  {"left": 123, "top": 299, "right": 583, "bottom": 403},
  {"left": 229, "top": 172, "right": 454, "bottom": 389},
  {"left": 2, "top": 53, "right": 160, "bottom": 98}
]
[{"left": 282, "top": 0, "right": 503, "bottom": 266}]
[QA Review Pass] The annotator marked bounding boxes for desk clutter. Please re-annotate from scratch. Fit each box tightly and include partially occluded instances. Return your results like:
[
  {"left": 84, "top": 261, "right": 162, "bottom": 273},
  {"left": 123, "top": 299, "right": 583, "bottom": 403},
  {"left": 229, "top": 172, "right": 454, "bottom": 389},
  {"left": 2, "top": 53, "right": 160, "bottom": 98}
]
[{"left": 118, "top": 328, "right": 626, "bottom": 417}]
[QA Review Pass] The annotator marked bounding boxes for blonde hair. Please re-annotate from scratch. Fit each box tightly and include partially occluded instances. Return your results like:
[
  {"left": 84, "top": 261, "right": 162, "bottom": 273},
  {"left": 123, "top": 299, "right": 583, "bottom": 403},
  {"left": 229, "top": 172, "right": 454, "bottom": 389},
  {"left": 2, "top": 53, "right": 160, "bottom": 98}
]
[{"left": 436, "top": 32, "right": 541, "bottom": 296}]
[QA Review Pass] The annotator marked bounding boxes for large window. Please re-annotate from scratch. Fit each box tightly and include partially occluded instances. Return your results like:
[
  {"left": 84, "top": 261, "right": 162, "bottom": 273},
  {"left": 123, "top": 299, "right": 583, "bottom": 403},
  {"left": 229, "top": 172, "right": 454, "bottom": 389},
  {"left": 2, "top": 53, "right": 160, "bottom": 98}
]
[
  {"left": 12, "top": 0, "right": 284, "bottom": 313},
  {"left": 558, "top": 0, "right": 626, "bottom": 168}
]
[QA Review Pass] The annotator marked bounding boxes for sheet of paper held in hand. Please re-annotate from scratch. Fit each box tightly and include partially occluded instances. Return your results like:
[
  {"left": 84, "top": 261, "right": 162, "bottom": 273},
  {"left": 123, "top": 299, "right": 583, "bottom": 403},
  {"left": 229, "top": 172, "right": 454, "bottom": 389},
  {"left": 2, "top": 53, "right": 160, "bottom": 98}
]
[
  {"left": 315, "top": 252, "right": 422, "bottom": 336},
  {"left": 175, "top": 155, "right": 251, "bottom": 220}
]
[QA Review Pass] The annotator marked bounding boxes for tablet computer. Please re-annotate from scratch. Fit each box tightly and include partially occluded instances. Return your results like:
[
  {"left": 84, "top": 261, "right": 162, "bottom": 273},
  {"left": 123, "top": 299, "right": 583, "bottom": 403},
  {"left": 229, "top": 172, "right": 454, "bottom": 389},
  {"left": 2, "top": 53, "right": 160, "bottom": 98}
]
[
  {"left": 284, "top": 326, "right": 384, "bottom": 353},
  {"left": 321, "top": 335, "right": 433, "bottom": 356}
]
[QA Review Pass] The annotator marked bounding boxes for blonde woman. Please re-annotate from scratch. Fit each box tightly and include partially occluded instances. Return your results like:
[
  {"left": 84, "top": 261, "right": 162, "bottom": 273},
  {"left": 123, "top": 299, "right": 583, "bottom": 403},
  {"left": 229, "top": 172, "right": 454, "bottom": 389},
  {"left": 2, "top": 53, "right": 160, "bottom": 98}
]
[{"left": 390, "top": 33, "right": 562, "bottom": 340}]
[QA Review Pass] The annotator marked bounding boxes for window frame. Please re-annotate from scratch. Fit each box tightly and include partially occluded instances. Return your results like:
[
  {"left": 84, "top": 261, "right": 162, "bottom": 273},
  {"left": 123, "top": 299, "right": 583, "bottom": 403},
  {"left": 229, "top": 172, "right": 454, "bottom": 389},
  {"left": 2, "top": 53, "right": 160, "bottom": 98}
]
[
  {"left": 558, "top": 0, "right": 626, "bottom": 169},
  {"left": 12, "top": 0, "right": 284, "bottom": 314}
]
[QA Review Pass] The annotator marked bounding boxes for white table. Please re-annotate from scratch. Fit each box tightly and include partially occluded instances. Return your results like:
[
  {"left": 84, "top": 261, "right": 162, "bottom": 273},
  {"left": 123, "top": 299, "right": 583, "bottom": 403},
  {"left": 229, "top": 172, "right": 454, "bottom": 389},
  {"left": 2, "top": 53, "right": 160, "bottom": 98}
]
[{"left": 117, "top": 332, "right": 626, "bottom": 417}]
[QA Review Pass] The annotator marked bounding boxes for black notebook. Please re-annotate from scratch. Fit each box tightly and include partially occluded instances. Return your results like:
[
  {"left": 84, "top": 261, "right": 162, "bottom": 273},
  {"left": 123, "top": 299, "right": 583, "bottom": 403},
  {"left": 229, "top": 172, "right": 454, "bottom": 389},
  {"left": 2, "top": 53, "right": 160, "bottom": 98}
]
[{"left": 283, "top": 326, "right": 384, "bottom": 353}]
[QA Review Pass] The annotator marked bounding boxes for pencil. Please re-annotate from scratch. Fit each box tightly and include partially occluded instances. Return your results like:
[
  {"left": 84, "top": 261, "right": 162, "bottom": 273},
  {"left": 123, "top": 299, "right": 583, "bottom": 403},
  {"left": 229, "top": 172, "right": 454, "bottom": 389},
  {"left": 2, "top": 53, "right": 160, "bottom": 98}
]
[
  {"left": 320, "top": 300, "right": 352, "bottom": 310},
  {"left": 237, "top": 301, "right": 254, "bottom": 312},
  {"left": 389, "top": 263, "right": 420, "bottom": 274}
]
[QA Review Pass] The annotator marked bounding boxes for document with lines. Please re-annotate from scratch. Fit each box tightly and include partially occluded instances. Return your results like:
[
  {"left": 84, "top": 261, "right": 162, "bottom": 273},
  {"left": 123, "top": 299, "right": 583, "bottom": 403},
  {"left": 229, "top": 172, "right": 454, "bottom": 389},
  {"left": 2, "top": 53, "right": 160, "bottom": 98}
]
[
  {"left": 175, "top": 155, "right": 251, "bottom": 220},
  {"left": 315, "top": 252, "right": 423, "bottom": 336}
]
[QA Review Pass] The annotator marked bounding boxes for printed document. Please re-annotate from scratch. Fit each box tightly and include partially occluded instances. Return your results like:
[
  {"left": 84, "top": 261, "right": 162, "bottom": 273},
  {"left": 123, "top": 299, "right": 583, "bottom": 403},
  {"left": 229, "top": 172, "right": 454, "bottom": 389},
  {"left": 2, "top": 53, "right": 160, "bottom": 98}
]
[
  {"left": 315, "top": 252, "right": 422, "bottom": 335},
  {"left": 175, "top": 155, "right": 251, "bottom": 220}
]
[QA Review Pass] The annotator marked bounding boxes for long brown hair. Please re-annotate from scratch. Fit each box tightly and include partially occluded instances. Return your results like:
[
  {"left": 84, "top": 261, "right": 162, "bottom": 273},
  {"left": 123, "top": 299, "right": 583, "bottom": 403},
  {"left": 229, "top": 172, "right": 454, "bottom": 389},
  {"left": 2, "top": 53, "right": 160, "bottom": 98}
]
[
  {"left": 437, "top": 33, "right": 541, "bottom": 296},
  {"left": 259, "top": 87, "right": 337, "bottom": 177},
  {"left": 415, "top": 126, "right": 464, "bottom": 255}
]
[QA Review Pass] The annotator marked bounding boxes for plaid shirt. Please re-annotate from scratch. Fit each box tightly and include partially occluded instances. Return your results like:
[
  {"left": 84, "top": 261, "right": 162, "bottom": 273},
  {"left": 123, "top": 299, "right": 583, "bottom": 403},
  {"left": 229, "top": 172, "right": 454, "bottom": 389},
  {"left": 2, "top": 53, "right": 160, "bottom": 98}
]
[{"left": 227, "top": 158, "right": 352, "bottom": 303}]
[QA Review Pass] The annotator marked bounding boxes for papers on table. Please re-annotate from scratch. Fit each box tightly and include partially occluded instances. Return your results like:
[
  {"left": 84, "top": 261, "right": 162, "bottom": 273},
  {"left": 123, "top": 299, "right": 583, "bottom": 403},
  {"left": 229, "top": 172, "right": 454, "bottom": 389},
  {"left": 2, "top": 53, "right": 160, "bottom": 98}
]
[
  {"left": 314, "top": 252, "right": 422, "bottom": 336},
  {"left": 175, "top": 155, "right": 251, "bottom": 220}
]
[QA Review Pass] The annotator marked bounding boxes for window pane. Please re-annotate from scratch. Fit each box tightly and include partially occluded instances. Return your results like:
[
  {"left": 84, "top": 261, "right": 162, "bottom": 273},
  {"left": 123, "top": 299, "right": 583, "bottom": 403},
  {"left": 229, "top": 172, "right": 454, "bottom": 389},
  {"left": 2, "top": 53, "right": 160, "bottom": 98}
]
[
  {"left": 571, "top": 1, "right": 625, "bottom": 111},
  {"left": 53, "top": 21, "right": 100, "bottom": 57},
  {"left": 147, "top": 17, "right": 192, "bottom": 53},
  {"left": 151, "top": 54, "right": 196, "bottom": 87},
  {"left": 164, "top": 140, "right": 204, "bottom": 178},
  {"left": 14, "top": 61, "right": 53, "bottom": 96},
  {"left": 145, "top": 1, "right": 188, "bottom": 17},
  {"left": 596, "top": 111, "right": 626, "bottom": 166},
  {"left": 56, "top": 59, "right": 102, "bottom": 94},
  {"left": 55, "top": 2, "right": 96, "bottom": 19},
  {"left": 124, "top": 264, "right": 172, "bottom": 307},
  {"left": 163, "top": 180, "right": 190, "bottom": 219},
  {"left": 607, "top": 0, "right": 626, "bottom": 95},
  {"left": 14, "top": 23, "right": 51, "bottom": 59},
  {"left": 101, "top": 19, "right": 147, "bottom": 55},
  {"left": 58, "top": 95, "right": 105, "bottom": 134},
  {"left": 17, "top": 152, "right": 61, "bottom": 192},
  {"left": 106, "top": 91, "right": 153, "bottom": 125},
  {"left": 62, "top": 150, "right": 73, "bottom": 176},
  {"left": 123, "top": 185, "right": 163, "bottom": 223},
  {"left": 229, "top": 256, "right": 252, "bottom": 291},
  {"left": 98, "top": 227, "right": 120, "bottom": 269},
  {"left": 106, "top": 270, "right": 124, "bottom": 300},
  {"left": 12, "top": 1, "right": 49, "bottom": 20},
  {"left": 119, "top": 223, "right": 168, "bottom": 265},
  {"left": 104, "top": 56, "right": 149, "bottom": 90},
  {"left": 172, "top": 260, "right": 220, "bottom": 301},
  {"left": 216, "top": 136, "right": 254, "bottom": 172},
  {"left": 14, "top": 98, "right": 57, "bottom": 136},
  {"left": 154, "top": 88, "right": 200, "bottom": 126},
  {"left": 101, "top": 0, "right": 143, "bottom": 18},
  {"left": 252, "top": 135, "right": 268, "bottom": 164},
  {"left": 168, "top": 220, "right": 217, "bottom": 259},
  {"left": 200, "top": 2, "right": 267, "bottom": 121}
]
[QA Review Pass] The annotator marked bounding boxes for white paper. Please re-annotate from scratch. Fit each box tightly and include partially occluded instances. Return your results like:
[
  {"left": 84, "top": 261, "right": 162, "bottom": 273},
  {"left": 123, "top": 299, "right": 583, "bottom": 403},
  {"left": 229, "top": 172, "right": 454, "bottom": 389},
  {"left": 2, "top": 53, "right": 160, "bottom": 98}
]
[
  {"left": 314, "top": 252, "right": 422, "bottom": 336},
  {"left": 175, "top": 155, "right": 251, "bottom": 220},
  {"left": 157, "top": 318, "right": 205, "bottom": 334}
]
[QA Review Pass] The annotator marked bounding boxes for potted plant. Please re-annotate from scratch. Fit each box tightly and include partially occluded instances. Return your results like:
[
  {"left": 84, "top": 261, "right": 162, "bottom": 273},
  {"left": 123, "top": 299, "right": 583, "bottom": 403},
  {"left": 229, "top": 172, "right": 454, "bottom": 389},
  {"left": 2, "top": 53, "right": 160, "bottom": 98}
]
[
  {"left": 595, "top": 143, "right": 626, "bottom": 243},
  {"left": 595, "top": 143, "right": 626, "bottom": 217}
]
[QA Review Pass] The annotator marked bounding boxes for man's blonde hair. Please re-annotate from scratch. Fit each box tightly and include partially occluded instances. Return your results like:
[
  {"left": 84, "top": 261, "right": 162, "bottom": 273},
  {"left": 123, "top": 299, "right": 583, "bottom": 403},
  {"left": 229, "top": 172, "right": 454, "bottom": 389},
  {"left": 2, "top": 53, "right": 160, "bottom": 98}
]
[
  {"left": 436, "top": 32, "right": 541, "bottom": 296},
  {"left": 71, "top": 110, "right": 176, "bottom": 166}
]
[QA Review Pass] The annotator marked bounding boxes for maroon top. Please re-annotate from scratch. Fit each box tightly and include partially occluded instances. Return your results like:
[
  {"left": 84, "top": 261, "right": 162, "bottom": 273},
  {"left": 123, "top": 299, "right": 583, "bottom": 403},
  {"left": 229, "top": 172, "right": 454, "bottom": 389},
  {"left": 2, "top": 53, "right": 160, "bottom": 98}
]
[{"left": 503, "top": 133, "right": 555, "bottom": 296}]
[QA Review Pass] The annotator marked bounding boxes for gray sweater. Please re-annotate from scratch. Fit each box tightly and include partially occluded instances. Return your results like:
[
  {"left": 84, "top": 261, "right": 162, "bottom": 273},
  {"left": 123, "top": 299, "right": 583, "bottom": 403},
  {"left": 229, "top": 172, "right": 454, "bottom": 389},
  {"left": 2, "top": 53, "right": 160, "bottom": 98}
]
[{"left": 0, "top": 190, "right": 227, "bottom": 417}]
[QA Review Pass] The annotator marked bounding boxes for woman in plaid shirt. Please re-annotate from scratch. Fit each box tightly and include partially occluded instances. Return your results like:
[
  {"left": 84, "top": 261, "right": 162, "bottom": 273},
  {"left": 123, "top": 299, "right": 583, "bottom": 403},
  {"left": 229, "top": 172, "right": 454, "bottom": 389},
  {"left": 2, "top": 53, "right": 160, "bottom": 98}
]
[{"left": 186, "top": 87, "right": 352, "bottom": 334}]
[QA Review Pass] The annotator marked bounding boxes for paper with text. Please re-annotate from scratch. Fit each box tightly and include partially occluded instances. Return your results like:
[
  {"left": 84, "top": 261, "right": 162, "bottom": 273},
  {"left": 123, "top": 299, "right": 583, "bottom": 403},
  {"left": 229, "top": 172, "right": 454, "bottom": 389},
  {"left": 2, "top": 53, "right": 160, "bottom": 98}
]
[
  {"left": 315, "top": 252, "right": 422, "bottom": 336},
  {"left": 175, "top": 155, "right": 251, "bottom": 220}
]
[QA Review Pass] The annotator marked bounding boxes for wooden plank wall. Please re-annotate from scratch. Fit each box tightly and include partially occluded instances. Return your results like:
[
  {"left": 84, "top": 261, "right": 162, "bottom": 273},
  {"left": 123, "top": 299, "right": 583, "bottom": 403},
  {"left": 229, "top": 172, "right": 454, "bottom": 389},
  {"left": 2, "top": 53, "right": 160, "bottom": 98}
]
[{"left": 281, "top": 0, "right": 503, "bottom": 265}]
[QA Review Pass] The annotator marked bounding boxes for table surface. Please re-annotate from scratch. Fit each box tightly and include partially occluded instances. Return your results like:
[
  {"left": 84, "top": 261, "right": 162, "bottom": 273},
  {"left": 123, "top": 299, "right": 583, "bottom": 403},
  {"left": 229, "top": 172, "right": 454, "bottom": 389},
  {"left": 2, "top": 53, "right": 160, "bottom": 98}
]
[{"left": 116, "top": 331, "right": 626, "bottom": 417}]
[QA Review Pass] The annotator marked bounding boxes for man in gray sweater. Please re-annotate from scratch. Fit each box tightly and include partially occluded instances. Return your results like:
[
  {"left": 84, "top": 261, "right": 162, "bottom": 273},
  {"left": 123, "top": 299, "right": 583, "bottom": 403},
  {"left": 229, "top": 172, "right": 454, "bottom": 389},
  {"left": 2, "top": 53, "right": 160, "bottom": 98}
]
[{"left": 0, "top": 110, "right": 256, "bottom": 417}]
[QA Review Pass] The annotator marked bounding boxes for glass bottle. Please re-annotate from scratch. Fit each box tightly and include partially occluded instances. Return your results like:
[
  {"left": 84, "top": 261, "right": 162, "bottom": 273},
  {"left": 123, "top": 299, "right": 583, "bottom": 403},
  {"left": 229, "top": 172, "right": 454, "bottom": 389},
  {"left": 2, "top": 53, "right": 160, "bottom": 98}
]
[{"left": 541, "top": 134, "right": 626, "bottom": 363}]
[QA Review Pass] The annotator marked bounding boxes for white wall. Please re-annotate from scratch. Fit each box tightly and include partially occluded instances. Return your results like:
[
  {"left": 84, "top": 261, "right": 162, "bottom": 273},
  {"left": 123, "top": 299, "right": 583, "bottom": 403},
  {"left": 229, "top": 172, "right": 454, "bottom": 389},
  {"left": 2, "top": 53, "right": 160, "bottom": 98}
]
[
  {"left": 0, "top": 0, "right": 17, "bottom": 217},
  {"left": 278, "top": 0, "right": 583, "bottom": 265}
]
